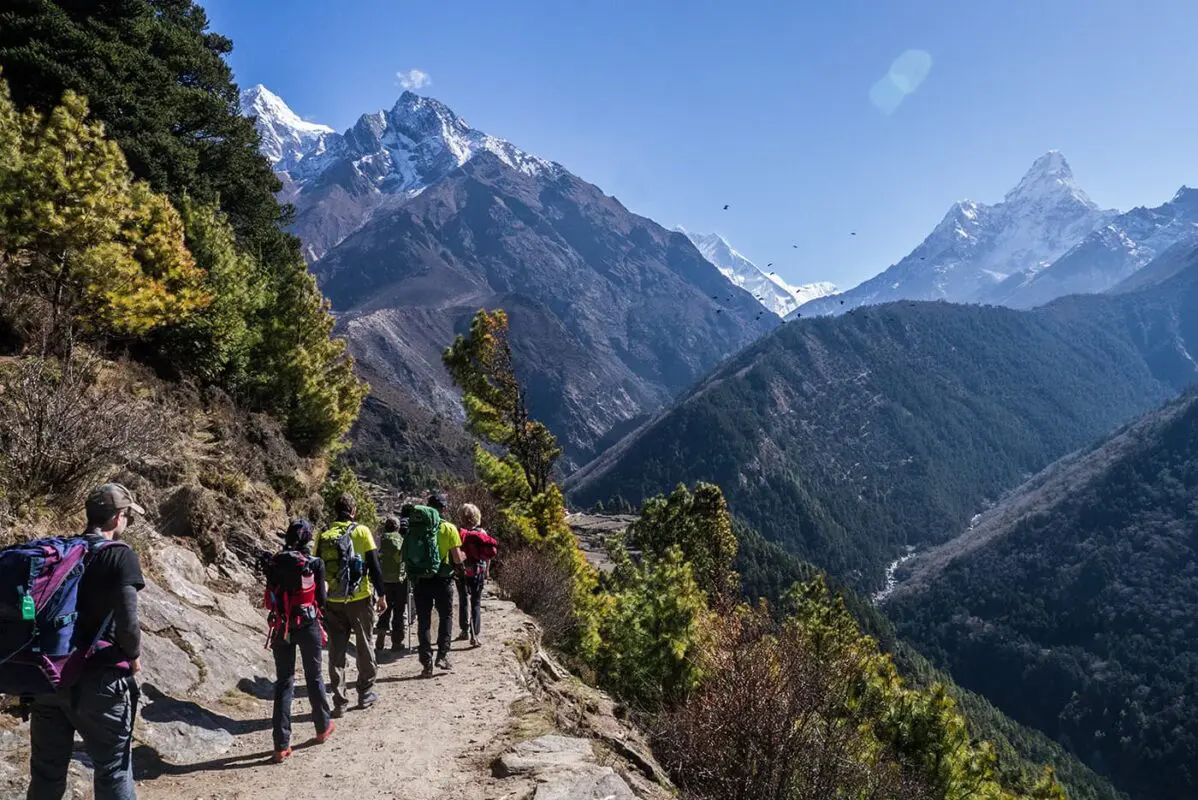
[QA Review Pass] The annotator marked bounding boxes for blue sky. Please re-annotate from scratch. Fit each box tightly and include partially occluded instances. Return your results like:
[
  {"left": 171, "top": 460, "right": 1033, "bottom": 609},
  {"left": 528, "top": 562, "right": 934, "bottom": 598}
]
[{"left": 205, "top": 0, "right": 1198, "bottom": 289}]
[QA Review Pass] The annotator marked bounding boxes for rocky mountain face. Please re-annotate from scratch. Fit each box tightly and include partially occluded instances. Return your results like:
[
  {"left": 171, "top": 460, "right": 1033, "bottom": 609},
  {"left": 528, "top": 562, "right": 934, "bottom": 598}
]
[
  {"left": 987, "top": 185, "right": 1198, "bottom": 308},
  {"left": 677, "top": 228, "right": 835, "bottom": 317},
  {"left": 797, "top": 152, "right": 1118, "bottom": 316},
  {"left": 315, "top": 153, "right": 775, "bottom": 468},
  {"left": 569, "top": 250, "right": 1198, "bottom": 588},
  {"left": 887, "top": 386, "right": 1198, "bottom": 800}
]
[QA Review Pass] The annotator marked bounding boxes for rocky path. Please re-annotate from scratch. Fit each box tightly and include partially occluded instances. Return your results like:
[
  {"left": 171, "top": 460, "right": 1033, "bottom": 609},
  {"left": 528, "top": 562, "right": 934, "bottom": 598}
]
[
  {"left": 137, "top": 593, "right": 548, "bottom": 800},
  {"left": 1, "top": 539, "right": 669, "bottom": 800}
]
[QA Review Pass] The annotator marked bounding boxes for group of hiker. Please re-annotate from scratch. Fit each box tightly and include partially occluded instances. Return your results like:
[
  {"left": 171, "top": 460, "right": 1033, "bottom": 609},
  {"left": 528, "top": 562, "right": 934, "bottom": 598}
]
[
  {"left": 259, "top": 490, "right": 499, "bottom": 764},
  {"left": 1, "top": 481, "right": 498, "bottom": 799}
]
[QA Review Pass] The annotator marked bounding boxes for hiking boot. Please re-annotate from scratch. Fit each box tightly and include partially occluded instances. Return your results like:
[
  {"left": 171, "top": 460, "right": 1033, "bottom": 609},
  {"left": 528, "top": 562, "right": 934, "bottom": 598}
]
[
  {"left": 359, "top": 691, "right": 379, "bottom": 709},
  {"left": 470, "top": 635, "right": 481, "bottom": 648},
  {"left": 455, "top": 631, "right": 470, "bottom": 642},
  {"left": 391, "top": 644, "right": 408, "bottom": 656},
  {"left": 331, "top": 702, "right": 347, "bottom": 719},
  {"left": 435, "top": 654, "right": 452, "bottom": 671},
  {"left": 315, "top": 721, "right": 336, "bottom": 744},
  {"left": 420, "top": 663, "right": 434, "bottom": 679},
  {"left": 272, "top": 747, "right": 292, "bottom": 764}
]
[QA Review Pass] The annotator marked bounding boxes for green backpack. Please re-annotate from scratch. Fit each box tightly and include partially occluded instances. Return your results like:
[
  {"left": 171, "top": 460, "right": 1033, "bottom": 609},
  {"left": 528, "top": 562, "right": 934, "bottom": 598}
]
[
  {"left": 403, "top": 505, "right": 442, "bottom": 579},
  {"left": 379, "top": 527, "right": 406, "bottom": 584}
]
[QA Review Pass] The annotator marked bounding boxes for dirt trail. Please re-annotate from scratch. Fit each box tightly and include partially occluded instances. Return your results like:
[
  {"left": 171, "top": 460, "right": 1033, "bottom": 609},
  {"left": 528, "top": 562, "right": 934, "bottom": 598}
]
[{"left": 137, "top": 592, "right": 540, "bottom": 800}]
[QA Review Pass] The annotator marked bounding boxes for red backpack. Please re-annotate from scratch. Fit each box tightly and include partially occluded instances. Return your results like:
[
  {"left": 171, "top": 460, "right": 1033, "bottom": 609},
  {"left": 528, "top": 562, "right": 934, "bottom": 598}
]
[
  {"left": 461, "top": 529, "right": 499, "bottom": 576},
  {"left": 262, "top": 550, "right": 324, "bottom": 647}
]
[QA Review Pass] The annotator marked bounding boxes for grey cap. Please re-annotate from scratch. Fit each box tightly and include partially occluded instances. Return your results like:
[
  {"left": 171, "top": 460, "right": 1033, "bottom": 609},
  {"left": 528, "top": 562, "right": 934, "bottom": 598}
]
[{"left": 85, "top": 483, "right": 145, "bottom": 523}]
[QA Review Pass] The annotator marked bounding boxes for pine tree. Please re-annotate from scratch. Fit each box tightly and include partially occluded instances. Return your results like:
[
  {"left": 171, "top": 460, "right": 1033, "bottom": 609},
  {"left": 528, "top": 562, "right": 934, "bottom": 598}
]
[
  {"left": 630, "top": 482, "right": 739, "bottom": 602},
  {"left": 0, "top": 78, "right": 208, "bottom": 353}
]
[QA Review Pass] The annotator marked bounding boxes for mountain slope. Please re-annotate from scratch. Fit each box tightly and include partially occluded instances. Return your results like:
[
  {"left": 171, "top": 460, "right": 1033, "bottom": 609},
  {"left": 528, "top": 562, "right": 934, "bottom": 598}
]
[
  {"left": 243, "top": 87, "right": 775, "bottom": 469},
  {"left": 797, "top": 152, "right": 1116, "bottom": 316},
  {"left": 569, "top": 254, "right": 1198, "bottom": 588},
  {"left": 886, "top": 387, "right": 1198, "bottom": 800},
  {"left": 678, "top": 229, "right": 835, "bottom": 317},
  {"left": 312, "top": 152, "right": 776, "bottom": 467},
  {"left": 988, "top": 186, "right": 1198, "bottom": 308}
]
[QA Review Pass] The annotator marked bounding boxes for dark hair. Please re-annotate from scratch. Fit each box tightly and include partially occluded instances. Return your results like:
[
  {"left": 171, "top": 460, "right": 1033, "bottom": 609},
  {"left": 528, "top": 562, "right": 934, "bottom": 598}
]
[
  {"left": 382, "top": 516, "right": 400, "bottom": 533},
  {"left": 334, "top": 492, "right": 357, "bottom": 520},
  {"left": 427, "top": 492, "right": 448, "bottom": 511},
  {"left": 285, "top": 519, "right": 314, "bottom": 550}
]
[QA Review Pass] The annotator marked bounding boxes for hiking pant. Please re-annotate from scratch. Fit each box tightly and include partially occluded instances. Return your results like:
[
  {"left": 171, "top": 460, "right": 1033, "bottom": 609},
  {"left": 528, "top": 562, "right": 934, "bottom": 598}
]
[
  {"left": 325, "top": 597, "right": 377, "bottom": 707},
  {"left": 467, "top": 575, "right": 485, "bottom": 636},
  {"left": 27, "top": 667, "right": 139, "bottom": 800},
  {"left": 272, "top": 621, "right": 331, "bottom": 750},
  {"left": 414, "top": 576, "right": 453, "bottom": 665},
  {"left": 455, "top": 574, "right": 469, "bottom": 631},
  {"left": 376, "top": 580, "right": 408, "bottom": 646}
]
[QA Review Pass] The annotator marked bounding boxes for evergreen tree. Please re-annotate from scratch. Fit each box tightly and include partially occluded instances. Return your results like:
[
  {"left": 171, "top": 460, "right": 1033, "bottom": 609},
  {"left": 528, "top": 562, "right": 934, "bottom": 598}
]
[
  {"left": 630, "top": 482, "right": 739, "bottom": 603},
  {"left": 0, "top": 79, "right": 208, "bottom": 353}
]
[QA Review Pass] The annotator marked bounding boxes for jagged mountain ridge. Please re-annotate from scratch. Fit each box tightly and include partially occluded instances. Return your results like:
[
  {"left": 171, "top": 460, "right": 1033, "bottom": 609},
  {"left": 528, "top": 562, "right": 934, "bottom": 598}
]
[
  {"left": 986, "top": 185, "right": 1198, "bottom": 308},
  {"left": 240, "top": 84, "right": 555, "bottom": 261},
  {"left": 240, "top": 87, "right": 777, "bottom": 469},
  {"left": 677, "top": 228, "right": 836, "bottom": 317},
  {"left": 797, "top": 151, "right": 1118, "bottom": 316}
]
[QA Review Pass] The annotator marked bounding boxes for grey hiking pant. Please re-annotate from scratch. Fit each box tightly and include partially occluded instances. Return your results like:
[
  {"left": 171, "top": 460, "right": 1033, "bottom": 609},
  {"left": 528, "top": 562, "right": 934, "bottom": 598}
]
[
  {"left": 27, "top": 667, "right": 139, "bottom": 800},
  {"left": 324, "top": 597, "right": 377, "bottom": 707}
]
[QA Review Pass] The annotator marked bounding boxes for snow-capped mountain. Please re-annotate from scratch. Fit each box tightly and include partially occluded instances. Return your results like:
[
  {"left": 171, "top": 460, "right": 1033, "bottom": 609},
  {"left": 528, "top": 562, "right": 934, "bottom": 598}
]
[
  {"left": 239, "top": 85, "right": 336, "bottom": 174},
  {"left": 797, "top": 151, "right": 1117, "bottom": 317},
  {"left": 986, "top": 186, "right": 1198, "bottom": 308},
  {"left": 677, "top": 229, "right": 835, "bottom": 317},
  {"left": 241, "top": 85, "right": 557, "bottom": 260}
]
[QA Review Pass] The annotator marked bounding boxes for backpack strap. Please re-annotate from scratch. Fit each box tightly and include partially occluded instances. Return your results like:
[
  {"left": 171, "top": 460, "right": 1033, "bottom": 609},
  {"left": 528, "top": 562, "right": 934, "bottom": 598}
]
[{"left": 80, "top": 538, "right": 131, "bottom": 661}]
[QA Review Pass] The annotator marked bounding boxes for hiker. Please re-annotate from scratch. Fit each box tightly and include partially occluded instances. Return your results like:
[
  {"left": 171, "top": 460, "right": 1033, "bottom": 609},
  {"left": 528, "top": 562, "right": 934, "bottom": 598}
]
[
  {"left": 374, "top": 514, "right": 409, "bottom": 658},
  {"left": 24, "top": 483, "right": 146, "bottom": 800},
  {"left": 316, "top": 493, "right": 387, "bottom": 717},
  {"left": 262, "top": 519, "right": 334, "bottom": 763},
  {"left": 407, "top": 493, "right": 465, "bottom": 677},
  {"left": 457, "top": 504, "right": 499, "bottom": 647}
]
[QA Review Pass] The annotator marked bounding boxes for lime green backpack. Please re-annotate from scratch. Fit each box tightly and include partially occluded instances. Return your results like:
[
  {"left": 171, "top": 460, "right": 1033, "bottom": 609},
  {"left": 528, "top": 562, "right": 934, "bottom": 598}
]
[{"left": 379, "top": 528, "right": 406, "bottom": 584}]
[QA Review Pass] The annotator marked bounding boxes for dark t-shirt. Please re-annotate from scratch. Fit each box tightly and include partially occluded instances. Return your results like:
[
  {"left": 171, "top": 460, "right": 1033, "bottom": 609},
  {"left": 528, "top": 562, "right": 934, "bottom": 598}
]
[{"left": 76, "top": 535, "right": 145, "bottom": 657}]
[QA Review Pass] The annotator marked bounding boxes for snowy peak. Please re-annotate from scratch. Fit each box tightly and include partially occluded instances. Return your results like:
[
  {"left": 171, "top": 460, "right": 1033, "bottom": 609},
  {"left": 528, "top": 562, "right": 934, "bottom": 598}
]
[
  {"left": 798, "top": 151, "right": 1115, "bottom": 316},
  {"left": 678, "top": 228, "right": 836, "bottom": 317},
  {"left": 1004, "top": 150, "right": 1095, "bottom": 208},
  {"left": 239, "top": 84, "right": 334, "bottom": 170}
]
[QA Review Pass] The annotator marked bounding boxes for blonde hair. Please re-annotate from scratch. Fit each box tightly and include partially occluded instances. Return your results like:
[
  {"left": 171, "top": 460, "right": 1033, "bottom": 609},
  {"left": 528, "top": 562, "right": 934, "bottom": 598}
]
[{"left": 459, "top": 503, "right": 482, "bottom": 528}]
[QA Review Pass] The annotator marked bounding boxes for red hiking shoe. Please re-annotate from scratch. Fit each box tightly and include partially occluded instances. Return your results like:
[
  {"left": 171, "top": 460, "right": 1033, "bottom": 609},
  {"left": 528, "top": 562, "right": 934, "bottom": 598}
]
[
  {"left": 315, "top": 721, "right": 336, "bottom": 745},
  {"left": 272, "top": 747, "right": 292, "bottom": 764}
]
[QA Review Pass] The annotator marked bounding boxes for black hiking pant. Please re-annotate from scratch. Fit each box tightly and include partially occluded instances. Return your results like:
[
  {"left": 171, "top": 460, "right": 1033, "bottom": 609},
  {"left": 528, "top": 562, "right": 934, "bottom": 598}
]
[
  {"left": 455, "top": 574, "right": 469, "bottom": 632},
  {"left": 414, "top": 576, "right": 453, "bottom": 665},
  {"left": 466, "top": 574, "right": 485, "bottom": 637},
  {"left": 27, "top": 667, "right": 138, "bottom": 800},
  {"left": 272, "top": 621, "right": 331, "bottom": 751},
  {"left": 376, "top": 580, "right": 408, "bottom": 648}
]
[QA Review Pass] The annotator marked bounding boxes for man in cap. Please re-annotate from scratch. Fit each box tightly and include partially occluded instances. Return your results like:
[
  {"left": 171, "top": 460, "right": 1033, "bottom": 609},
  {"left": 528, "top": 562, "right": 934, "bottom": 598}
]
[{"left": 27, "top": 482, "right": 146, "bottom": 800}]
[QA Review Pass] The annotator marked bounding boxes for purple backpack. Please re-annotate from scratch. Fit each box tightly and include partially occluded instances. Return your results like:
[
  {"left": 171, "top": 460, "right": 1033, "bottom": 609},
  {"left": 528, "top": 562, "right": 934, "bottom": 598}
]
[{"left": 0, "top": 537, "right": 128, "bottom": 695}]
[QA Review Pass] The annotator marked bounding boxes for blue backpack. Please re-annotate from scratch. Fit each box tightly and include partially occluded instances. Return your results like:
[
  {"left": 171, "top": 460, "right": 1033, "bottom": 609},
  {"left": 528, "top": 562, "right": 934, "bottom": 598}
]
[{"left": 0, "top": 537, "right": 128, "bottom": 695}]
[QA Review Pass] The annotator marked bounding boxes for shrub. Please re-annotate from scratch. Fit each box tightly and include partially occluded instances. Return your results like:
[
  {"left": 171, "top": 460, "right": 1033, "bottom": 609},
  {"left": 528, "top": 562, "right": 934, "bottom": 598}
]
[
  {"left": 0, "top": 355, "right": 170, "bottom": 516},
  {"left": 494, "top": 546, "right": 577, "bottom": 646}
]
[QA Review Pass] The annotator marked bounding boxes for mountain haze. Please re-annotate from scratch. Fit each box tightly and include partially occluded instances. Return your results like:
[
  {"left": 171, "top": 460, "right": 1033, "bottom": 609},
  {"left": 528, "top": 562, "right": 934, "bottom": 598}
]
[
  {"left": 570, "top": 252, "right": 1198, "bottom": 587},
  {"left": 677, "top": 228, "right": 835, "bottom": 317}
]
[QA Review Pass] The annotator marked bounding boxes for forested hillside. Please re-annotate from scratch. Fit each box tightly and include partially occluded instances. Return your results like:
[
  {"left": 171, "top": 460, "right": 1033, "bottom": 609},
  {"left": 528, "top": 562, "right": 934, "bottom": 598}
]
[
  {"left": 888, "top": 388, "right": 1198, "bottom": 800},
  {"left": 570, "top": 272, "right": 1198, "bottom": 587}
]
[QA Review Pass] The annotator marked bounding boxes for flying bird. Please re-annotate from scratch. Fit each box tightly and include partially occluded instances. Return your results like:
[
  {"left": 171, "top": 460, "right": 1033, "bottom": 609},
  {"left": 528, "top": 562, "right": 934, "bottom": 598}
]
[
  {"left": 850, "top": 231, "right": 857, "bottom": 236},
  {"left": 840, "top": 300, "right": 845, "bottom": 305},
  {"left": 767, "top": 262, "right": 773, "bottom": 267},
  {"left": 723, "top": 204, "right": 729, "bottom": 210}
]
